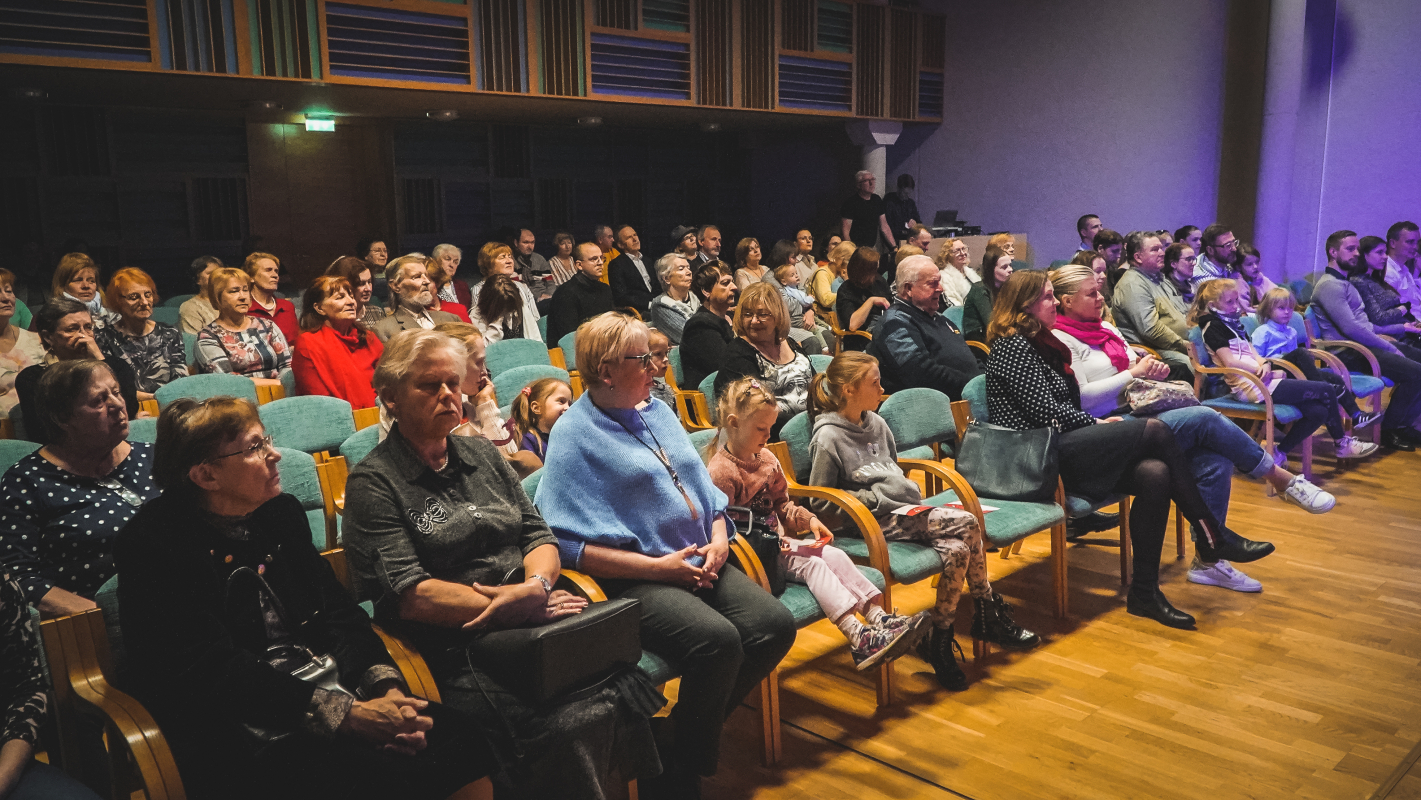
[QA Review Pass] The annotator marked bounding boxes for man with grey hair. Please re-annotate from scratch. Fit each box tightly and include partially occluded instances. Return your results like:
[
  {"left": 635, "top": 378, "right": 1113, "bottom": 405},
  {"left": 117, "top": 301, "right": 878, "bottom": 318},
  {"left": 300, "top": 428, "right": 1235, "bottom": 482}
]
[
  {"left": 693, "top": 224, "right": 722, "bottom": 265},
  {"left": 840, "top": 170, "right": 898, "bottom": 251},
  {"left": 1110, "top": 230, "right": 1194, "bottom": 380},
  {"left": 593, "top": 224, "right": 619, "bottom": 268},
  {"left": 865, "top": 255, "right": 980, "bottom": 398},
  {"left": 373, "top": 254, "right": 460, "bottom": 343}
]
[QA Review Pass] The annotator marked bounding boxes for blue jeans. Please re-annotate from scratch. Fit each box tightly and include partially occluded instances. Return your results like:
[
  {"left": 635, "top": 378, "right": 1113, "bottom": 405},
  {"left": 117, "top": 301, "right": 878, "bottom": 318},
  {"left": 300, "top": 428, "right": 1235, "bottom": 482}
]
[{"left": 1131, "top": 406, "right": 1273, "bottom": 525}]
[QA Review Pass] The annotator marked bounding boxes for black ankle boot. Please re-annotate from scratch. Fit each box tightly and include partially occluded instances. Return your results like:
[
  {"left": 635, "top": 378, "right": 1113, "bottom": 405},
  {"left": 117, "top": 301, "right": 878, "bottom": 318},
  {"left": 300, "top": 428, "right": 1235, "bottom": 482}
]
[
  {"left": 918, "top": 624, "right": 968, "bottom": 691},
  {"left": 1194, "top": 524, "right": 1275, "bottom": 564},
  {"left": 970, "top": 594, "right": 1041, "bottom": 650},
  {"left": 1126, "top": 587, "right": 1196, "bottom": 629}
]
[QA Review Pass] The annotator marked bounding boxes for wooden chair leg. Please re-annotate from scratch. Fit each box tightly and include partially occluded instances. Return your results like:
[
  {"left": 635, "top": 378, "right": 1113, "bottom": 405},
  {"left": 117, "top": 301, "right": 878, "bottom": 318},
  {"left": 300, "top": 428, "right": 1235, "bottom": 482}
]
[
  {"left": 1010, "top": 540, "right": 1024, "bottom": 555},
  {"left": 1051, "top": 521, "right": 1068, "bottom": 619},
  {"left": 628, "top": 779, "right": 639, "bottom": 800},
  {"left": 1300, "top": 435, "right": 1313, "bottom": 482},
  {"left": 1175, "top": 508, "right": 1185, "bottom": 559},
  {"left": 759, "top": 671, "right": 781, "bottom": 766},
  {"left": 1119, "top": 520, "right": 1132, "bottom": 588},
  {"left": 972, "top": 637, "right": 990, "bottom": 661},
  {"left": 876, "top": 660, "right": 894, "bottom": 708}
]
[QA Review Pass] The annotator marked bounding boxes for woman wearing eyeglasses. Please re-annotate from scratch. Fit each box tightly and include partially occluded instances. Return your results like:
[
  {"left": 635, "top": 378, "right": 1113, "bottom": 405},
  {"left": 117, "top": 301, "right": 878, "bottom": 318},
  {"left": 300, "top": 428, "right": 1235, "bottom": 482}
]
[
  {"left": 536, "top": 312, "right": 796, "bottom": 798},
  {"left": 934, "top": 237, "right": 980, "bottom": 308},
  {"left": 713, "top": 282, "right": 817, "bottom": 440},
  {"left": 95, "top": 268, "right": 188, "bottom": 400},
  {"left": 114, "top": 396, "right": 495, "bottom": 800},
  {"left": 0, "top": 360, "right": 159, "bottom": 618}
]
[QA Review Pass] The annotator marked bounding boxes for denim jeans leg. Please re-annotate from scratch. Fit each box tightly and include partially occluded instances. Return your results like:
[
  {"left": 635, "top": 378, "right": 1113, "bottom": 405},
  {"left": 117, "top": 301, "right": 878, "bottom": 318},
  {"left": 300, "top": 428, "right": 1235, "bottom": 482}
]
[
  {"left": 1154, "top": 406, "right": 1270, "bottom": 475},
  {"left": 1186, "top": 449, "right": 1235, "bottom": 525}
]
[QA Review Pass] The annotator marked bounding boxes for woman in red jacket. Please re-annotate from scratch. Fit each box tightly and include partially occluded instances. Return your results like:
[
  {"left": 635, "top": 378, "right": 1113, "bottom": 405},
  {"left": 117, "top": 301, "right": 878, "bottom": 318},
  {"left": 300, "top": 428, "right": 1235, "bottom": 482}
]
[{"left": 291, "top": 275, "right": 384, "bottom": 408}]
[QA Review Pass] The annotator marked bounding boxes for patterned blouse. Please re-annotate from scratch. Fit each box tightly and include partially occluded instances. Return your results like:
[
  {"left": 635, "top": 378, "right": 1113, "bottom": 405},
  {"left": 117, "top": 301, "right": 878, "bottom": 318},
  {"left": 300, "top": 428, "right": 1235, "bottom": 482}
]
[
  {"left": 97, "top": 321, "right": 188, "bottom": 393},
  {"left": 0, "top": 442, "right": 160, "bottom": 604},
  {"left": 0, "top": 328, "right": 45, "bottom": 416},
  {"left": 196, "top": 317, "right": 292, "bottom": 379},
  {"left": 0, "top": 572, "right": 45, "bottom": 748}
]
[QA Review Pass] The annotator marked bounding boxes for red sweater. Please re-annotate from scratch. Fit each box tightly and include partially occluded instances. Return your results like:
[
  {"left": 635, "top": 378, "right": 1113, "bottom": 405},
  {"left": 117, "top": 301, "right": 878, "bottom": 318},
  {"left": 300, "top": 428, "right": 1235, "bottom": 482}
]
[{"left": 291, "top": 324, "right": 384, "bottom": 408}]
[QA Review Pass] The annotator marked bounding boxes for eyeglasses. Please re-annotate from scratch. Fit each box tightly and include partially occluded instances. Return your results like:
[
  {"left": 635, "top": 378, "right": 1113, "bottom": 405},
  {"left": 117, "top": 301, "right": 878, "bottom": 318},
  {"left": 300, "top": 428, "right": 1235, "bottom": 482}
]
[
  {"left": 207, "top": 434, "right": 275, "bottom": 463},
  {"left": 1216, "top": 239, "right": 1238, "bottom": 250},
  {"left": 741, "top": 309, "right": 774, "bottom": 322},
  {"left": 121, "top": 291, "right": 155, "bottom": 304},
  {"left": 623, "top": 353, "right": 655, "bottom": 370}
]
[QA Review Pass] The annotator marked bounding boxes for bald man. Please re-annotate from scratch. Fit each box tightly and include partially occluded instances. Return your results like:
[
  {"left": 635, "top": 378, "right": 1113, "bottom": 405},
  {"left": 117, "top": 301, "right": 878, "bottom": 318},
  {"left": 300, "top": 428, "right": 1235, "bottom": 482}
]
[{"left": 866, "top": 255, "right": 981, "bottom": 398}]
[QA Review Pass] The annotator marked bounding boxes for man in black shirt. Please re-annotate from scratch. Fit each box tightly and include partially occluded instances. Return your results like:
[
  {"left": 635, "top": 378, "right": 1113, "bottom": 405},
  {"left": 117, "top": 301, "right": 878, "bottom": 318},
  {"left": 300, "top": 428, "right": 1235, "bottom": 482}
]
[
  {"left": 840, "top": 170, "right": 897, "bottom": 251},
  {"left": 883, "top": 174, "right": 922, "bottom": 243},
  {"left": 546, "top": 242, "right": 615, "bottom": 345}
]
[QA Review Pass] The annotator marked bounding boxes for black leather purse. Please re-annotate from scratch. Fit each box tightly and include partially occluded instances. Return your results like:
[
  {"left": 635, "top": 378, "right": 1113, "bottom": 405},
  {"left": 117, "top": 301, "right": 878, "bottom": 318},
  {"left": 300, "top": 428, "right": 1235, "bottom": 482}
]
[
  {"left": 726, "top": 505, "right": 785, "bottom": 596},
  {"left": 953, "top": 421, "right": 1059, "bottom": 504},
  {"left": 464, "top": 595, "right": 643, "bottom": 706}
]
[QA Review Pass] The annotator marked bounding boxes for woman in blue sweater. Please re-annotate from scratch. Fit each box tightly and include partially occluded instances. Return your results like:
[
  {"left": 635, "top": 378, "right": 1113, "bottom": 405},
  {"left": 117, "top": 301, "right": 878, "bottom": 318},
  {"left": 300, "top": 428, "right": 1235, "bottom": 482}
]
[{"left": 536, "top": 312, "right": 795, "bottom": 800}]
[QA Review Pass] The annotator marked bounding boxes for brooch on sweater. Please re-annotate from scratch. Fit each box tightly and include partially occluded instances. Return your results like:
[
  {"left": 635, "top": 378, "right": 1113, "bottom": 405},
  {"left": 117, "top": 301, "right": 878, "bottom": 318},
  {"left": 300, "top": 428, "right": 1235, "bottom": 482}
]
[{"left": 409, "top": 497, "right": 449, "bottom": 535}]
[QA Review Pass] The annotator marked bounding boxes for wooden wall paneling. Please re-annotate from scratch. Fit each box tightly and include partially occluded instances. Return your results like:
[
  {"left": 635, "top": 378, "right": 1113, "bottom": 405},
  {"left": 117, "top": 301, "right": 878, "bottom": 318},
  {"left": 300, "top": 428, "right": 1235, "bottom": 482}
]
[
  {"left": 232, "top": 0, "right": 255, "bottom": 73},
  {"left": 317, "top": 0, "right": 330, "bottom": 81},
  {"left": 524, "top": 0, "right": 541, "bottom": 93},
  {"left": 693, "top": 0, "right": 731, "bottom": 106},
  {"left": 780, "top": 0, "right": 812, "bottom": 52},
  {"left": 147, "top": 0, "right": 164, "bottom": 67},
  {"left": 740, "top": 0, "right": 773, "bottom": 110},
  {"left": 536, "top": 0, "right": 584, "bottom": 95},
  {"left": 852, "top": 1, "right": 883, "bottom": 117},
  {"left": 886, "top": 7, "right": 914, "bottom": 120},
  {"left": 479, "top": 0, "right": 525, "bottom": 92}
]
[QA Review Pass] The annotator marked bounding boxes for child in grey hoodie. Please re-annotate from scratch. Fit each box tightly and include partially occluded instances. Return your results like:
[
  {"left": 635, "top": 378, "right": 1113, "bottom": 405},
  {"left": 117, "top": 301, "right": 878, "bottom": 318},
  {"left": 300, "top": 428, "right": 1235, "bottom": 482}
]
[{"left": 805, "top": 352, "right": 1040, "bottom": 690}]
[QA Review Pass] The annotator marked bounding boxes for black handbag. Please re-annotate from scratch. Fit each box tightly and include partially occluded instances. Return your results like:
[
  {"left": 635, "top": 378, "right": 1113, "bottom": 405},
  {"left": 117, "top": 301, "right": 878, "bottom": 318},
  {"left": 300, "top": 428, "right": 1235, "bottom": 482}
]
[
  {"left": 464, "top": 595, "right": 643, "bottom": 706},
  {"left": 953, "top": 421, "right": 1059, "bottom": 504},
  {"left": 725, "top": 505, "right": 785, "bottom": 596}
]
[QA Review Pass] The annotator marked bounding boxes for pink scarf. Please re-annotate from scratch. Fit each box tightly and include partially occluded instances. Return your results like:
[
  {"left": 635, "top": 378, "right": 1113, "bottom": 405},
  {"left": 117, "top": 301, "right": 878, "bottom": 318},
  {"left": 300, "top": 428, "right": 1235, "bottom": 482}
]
[{"left": 1053, "top": 315, "right": 1130, "bottom": 373}]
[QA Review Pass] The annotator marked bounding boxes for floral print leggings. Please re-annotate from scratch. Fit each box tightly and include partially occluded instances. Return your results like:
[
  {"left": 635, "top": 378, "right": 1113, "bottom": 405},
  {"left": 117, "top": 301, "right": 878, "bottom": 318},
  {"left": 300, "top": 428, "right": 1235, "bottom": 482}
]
[{"left": 879, "top": 506, "right": 991, "bottom": 628}]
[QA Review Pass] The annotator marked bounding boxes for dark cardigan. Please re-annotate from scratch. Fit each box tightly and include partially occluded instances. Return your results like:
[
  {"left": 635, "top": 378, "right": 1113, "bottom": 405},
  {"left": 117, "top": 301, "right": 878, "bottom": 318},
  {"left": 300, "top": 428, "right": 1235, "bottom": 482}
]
[
  {"left": 713, "top": 337, "right": 815, "bottom": 438},
  {"left": 115, "top": 490, "right": 395, "bottom": 732},
  {"left": 680, "top": 307, "right": 735, "bottom": 389}
]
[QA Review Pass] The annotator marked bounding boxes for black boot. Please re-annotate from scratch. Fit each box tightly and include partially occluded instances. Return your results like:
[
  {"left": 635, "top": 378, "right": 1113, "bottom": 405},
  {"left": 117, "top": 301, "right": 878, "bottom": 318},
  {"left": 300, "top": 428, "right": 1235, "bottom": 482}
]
[
  {"left": 1066, "top": 510, "right": 1120, "bottom": 541},
  {"left": 970, "top": 593, "right": 1042, "bottom": 650},
  {"left": 916, "top": 624, "right": 968, "bottom": 691},
  {"left": 1126, "top": 587, "right": 1195, "bottom": 629},
  {"left": 1194, "top": 523, "right": 1275, "bottom": 564}
]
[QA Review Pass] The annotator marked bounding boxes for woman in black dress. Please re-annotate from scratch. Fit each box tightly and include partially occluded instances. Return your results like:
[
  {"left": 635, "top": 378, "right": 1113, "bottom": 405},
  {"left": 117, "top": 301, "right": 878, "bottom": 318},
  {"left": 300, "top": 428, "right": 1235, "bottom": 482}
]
[{"left": 983, "top": 271, "right": 1273, "bottom": 629}]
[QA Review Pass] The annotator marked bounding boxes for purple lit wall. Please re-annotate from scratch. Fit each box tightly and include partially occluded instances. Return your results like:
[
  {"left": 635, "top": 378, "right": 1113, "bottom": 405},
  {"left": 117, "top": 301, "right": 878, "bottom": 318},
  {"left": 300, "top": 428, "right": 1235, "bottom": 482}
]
[{"left": 890, "top": 0, "right": 1230, "bottom": 264}]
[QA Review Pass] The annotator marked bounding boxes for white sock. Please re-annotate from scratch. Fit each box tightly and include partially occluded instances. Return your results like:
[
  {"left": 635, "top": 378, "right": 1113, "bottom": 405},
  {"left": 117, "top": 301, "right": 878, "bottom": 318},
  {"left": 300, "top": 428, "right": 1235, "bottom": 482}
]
[
  {"left": 837, "top": 614, "right": 866, "bottom": 643},
  {"left": 864, "top": 605, "right": 888, "bottom": 626}
]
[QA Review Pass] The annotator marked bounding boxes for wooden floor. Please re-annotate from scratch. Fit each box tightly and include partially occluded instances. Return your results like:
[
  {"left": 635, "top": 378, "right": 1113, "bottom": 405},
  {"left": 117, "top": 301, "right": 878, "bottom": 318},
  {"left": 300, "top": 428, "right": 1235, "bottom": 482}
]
[{"left": 699, "top": 445, "right": 1421, "bottom": 800}]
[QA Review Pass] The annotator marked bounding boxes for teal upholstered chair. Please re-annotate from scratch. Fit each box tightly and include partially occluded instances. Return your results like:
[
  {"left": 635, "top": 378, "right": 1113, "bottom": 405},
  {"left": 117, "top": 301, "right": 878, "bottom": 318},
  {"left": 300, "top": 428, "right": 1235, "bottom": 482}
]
[
  {"left": 126, "top": 417, "right": 159, "bottom": 444},
  {"left": 1299, "top": 307, "right": 1386, "bottom": 442},
  {"left": 155, "top": 373, "right": 259, "bottom": 409},
  {"left": 492, "top": 365, "right": 571, "bottom": 408},
  {"left": 557, "top": 332, "right": 578, "bottom": 372},
  {"left": 487, "top": 338, "right": 552, "bottom": 377},
  {"left": 0, "top": 439, "right": 39, "bottom": 474},
  {"left": 694, "top": 371, "right": 720, "bottom": 425},
  {"left": 11, "top": 299, "right": 30, "bottom": 331},
  {"left": 280, "top": 369, "right": 296, "bottom": 399},
  {"left": 520, "top": 467, "right": 543, "bottom": 500},
  {"left": 339, "top": 425, "right": 381, "bottom": 469},
  {"left": 182, "top": 332, "right": 197, "bottom": 366},
  {"left": 260, "top": 395, "right": 356, "bottom": 457},
  {"left": 275, "top": 446, "right": 336, "bottom": 549},
  {"left": 688, "top": 428, "right": 718, "bottom": 464},
  {"left": 667, "top": 346, "right": 686, "bottom": 387},
  {"left": 149, "top": 307, "right": 180, "bottom": 327},
  {"left": 1186, "top": 327, "right": 1313, "bottom": 479},
  {"left": 162, "top": 293, "right": 195, "bottom": 308},
  {"left": 878, "top": 387, "right": 956, "bottom": 462},
  {"left": 943, "top": 306, "right": 965, "bottom": 328},
  {"left": 537, "top": 316, "right": 548, "bottom": 342},
  {"left": 808, "top": 354, "right": 833, "bottom": 374}
]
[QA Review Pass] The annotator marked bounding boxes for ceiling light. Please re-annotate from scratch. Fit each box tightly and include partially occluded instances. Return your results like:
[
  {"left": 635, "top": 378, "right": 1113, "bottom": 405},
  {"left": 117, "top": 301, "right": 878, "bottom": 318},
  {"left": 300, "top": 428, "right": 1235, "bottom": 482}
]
[
  {"left": 244, "top": 100, "right": 281, "bottom": 111},
  {"left": 577, "top": 116, "right": 603, "bottom": 127},
  {"left": 427, "top": 109, "right": 459, "bottom": 121},
  {"left": 304, "top": 115, "right": 335, "bottom": 132}
]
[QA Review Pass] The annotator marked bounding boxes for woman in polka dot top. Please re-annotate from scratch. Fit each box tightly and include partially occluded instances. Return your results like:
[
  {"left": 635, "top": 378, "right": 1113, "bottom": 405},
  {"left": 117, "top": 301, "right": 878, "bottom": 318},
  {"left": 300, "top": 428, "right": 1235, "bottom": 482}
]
[{"left": 0, "top": 360, "right": 158, "bottom": 616}]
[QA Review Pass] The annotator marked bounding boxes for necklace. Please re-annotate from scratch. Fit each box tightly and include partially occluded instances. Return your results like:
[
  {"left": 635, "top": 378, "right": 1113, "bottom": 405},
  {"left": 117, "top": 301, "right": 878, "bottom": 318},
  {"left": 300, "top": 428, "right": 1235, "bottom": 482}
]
[{"left": 602, "top": 405, "right": 699, "bottom": 520}]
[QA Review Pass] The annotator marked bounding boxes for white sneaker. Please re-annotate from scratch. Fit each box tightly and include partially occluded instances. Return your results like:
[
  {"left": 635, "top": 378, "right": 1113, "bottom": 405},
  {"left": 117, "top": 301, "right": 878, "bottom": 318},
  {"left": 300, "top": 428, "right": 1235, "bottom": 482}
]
[
  {"left": 1187, "top": 559, "right": 1262, "bottom": 592},
  {"left": 1281, "top": 476, "right": 1336, "bottom": 514},
  {"left": 1335, "top": 435, "right": 1379, "bottom": 459}
]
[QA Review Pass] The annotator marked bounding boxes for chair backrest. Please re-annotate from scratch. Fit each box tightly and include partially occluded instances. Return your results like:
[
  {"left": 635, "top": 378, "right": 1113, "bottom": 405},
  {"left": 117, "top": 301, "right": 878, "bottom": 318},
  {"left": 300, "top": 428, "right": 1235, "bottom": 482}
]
[
  {"left": 260, "top": 395, "right": 357, "bottom": 455},
  {"left": 1241, "top": 316, "right": 1259, "bottom": 335},
  {"left": 492, "top": 365, "right": 571, "bottom": 407},
  {"left": 280, "top": 369, "right": 296, "bottom": 399},
  {"left": 155, "top": 373, "right": 259, "bottom": 409},
  {"left": 1288, "top": 278, "right": 1313, "bottom": 306},
  {"left": 688, "top": 428, "right": 718, "bottom": 464},
  {"left": 126, "top": 417, "right": 159, "bottom": 443},
  {"left": 667, "top": 346, "right": 685, "bottom": 386},
  {"left": 182, "top": 331, "right": 197, "bottom": 365},
  {"left": 276, "top": 446, "right": 330, "bottom": 549},
  {"left": 1187, "top": 326, "right": 1214, "bottom": 367},
  {"left": 521, "top": 468, "right": 543, "bottom": 502},
  {"left": 0, "top": 440, "right": 39, "bottom": 474},
  {"left": 943, "top": 306, "right": 965, "bottom": 328},
  {"left": 486, "top": 339, "right": 552, "bottom": 377},
  {"left": 697, "top": 371, "right": 719, "bottom": 423},
  {"left": 94, "top": 575, "right": 126, "bottom": 671},
  {"left": 7, "top": 406, "right": 27, "bottom": 443},
  {"left": 162, "top": 293, "right": 195, "bottom": 308},
  {"left": 558, "top": 331, "right": 578, "bottom": 371},
  {"left": 1287, "top": 310, "right": 1309, "bottom": 344},
  {"left": 537, "top": 316, "right": 549, "bottom": 342},
  {"left": 808, "top": 354, "right": 833, "bottom": 374},
  {"left": 961, "top": 374, "right": 989, "bottom": 424},
  {"left": 149, "top": 307, "right": 181, "bottom": 327},
  {"left": 339, "top": 424, "right": 381, "bottom": 468},
  {"left": 1302, "top": 305, "right": 1323, "bottom": 342},
  {"left": 779, "top": 411, "right": 813, "bottom": 484},
  {"left": 878, "top": 387, "right": 955, "bottom": 451}
]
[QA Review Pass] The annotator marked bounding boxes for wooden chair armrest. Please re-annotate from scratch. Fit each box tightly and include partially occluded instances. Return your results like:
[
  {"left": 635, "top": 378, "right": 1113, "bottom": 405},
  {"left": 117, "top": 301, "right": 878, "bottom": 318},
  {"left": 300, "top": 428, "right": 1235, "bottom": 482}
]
[
  {"left": 727, "top": 537, "right": 773, "bottom": 593},
  {"left": 352, "top": 406, "right": 381, "bottom": 430},
  {"left": 371, "top": 623, "right": 442, "bottom": 703},
  {"left": 1301, "top": 348, "right": 1355, "bottom": 393},
  {"left": 1266, "top": 358, "right": 1306, "bottom": 379},
  {"left": 549, "top": 347, "right": 567, "bottom": 370},
  {"left": 0, "top": 418, "right": 13, "bottom": 440},
  {"left": 967, "top": 340, "right": 990, "bottom": 355},
  {"left": 782, "top": 483, "right": 892, "bottom": 587},
  {"left": 1191, "top": 365, "right": 1276, "bottom": 417},
  {"left": 570, "top": 373, "right": 585, "bottom": 399},
  {"left": 949, "top": 399, "right": 972, "bottom": 448},
  {"left": 559, "top": 569, "right": 608, "bottom": 602},
  {"left": 138, "top": 398, "right": 160, "bottom": 417},
  {"left": 316, "top": 456, "right": 347, "bottom": 547},
  {"left": 677, "top": 391, "right": 713, "bottom": 432},
  {"left": 1312, "top": 339, "right": 1382, "bottom": 376},
  {"left": 896, "top": 458, "right": 986, "bottom": 523},
  {"left": 1131, "top": 344, "right": 1162, "bottom": 359},
  {"left": 689, "top": 392, "right": 712, "bottom": 428},
  {"left": 255, "top": 383, "right": 285, "bottom": 404}
]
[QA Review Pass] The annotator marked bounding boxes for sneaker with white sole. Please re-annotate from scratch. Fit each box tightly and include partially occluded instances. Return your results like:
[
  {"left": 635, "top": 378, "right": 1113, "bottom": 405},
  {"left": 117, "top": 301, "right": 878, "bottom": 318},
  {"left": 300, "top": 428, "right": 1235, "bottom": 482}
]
[
  {"left": 1187, "top": 558, "right": 1262, "bottom": 592},
  {"left": 1281, "top": 475, "right": 1336, "bottom": 513},
  {"left": 850, "top": 615, "right": 928, "bottom": 671},
  {"left": 1334, "top": 435, "right": 1379, "bottom": 459}
]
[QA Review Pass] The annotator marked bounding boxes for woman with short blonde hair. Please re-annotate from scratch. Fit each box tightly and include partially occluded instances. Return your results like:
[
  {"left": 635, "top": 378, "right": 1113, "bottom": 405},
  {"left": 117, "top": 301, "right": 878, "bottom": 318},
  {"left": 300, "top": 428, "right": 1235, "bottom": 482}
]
[
  {"left": 195, "top": 268, "right": 291, "bottom": 387},
  {"left": 934, "top": 237, "right": 980, "bottom": 308},
  {"left": 51, "top": 252, "right": 116, "bottom": 327}
]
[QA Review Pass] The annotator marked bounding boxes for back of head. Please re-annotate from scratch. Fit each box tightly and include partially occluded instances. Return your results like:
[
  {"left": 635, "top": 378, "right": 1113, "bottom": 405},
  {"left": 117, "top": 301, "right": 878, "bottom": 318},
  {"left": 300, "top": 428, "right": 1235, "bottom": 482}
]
[
  {"left": 1187, "top": 278, "right": 1237, "bottom": 326},
  {"left": 769, "top": 239, "right": 797, "bottom": 269},
  {"left": 300, "top": 275, "right": 353, "bottom": 333},
  {"left": 986, "top": 269, "right": 1049, "bottom": 342},
  {"left": 846, "top": 247, "right": 880, "bottom": 286},
  {"left": 809, "top": 351, "right": 877, "bottom": 421},
  {"left": 34, "top": 359, "right": 113, "bottom": 443},
  {"left": 153, "top": 396, "right": 262, "bottom": 490},
  {"left": 477, "top": 274, "right": 523, "bottom": 322},
  {"left": 1092, "top": 229, "right": 1123, "bottom": 250},
  {"left": 894, "top": 244, "right": 924, "bottom": 265}
]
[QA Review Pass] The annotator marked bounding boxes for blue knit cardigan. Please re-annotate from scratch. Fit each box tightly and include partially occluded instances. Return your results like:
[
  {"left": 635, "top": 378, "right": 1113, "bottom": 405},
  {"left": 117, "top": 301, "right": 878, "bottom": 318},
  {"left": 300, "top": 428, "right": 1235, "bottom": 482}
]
[{"left": 536, "top": 394, "right": 730, "bottom": 569}]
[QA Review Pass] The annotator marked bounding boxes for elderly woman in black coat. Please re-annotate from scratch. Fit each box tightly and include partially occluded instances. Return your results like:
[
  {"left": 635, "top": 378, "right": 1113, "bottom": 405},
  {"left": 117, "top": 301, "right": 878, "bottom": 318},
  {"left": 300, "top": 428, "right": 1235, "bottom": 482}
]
[{"left": 114, "top": 397, "right": 493, "bottom": 800}]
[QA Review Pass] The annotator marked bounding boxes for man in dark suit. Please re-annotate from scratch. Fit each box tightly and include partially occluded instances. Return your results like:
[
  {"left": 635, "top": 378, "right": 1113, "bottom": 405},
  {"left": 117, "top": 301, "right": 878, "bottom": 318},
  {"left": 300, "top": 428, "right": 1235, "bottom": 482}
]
[
  {"left": 546, "top": 242, "right": 616, "bottom": 345},
  {"left": 607, "top": 225, "right": 661, "bottom": 315}
]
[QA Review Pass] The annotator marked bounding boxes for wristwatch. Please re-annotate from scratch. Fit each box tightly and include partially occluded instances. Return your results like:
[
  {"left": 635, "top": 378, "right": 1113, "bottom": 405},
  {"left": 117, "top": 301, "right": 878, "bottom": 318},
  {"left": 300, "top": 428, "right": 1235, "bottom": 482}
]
[{"left": 528, "top": 574, "right": 553, "bottom": 595}]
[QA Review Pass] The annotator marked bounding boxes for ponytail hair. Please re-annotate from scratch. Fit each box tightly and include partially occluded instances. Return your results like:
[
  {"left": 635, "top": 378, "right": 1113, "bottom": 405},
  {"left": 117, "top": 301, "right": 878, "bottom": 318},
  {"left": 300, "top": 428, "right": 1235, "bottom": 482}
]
[
  {"left": 808, "top": 351, "right": 878, "bottom": 422},
  {"left": 712, "top": 376, "right": 779, "bottom": 458},
  {"left": 509, "top": 378, "right": 568, "bottom": 440}
]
